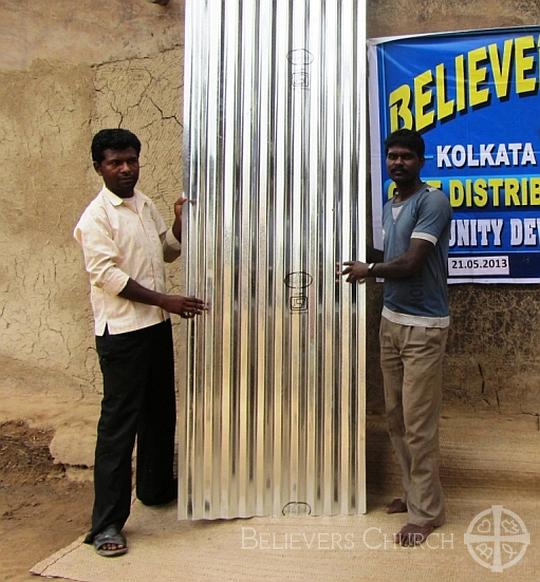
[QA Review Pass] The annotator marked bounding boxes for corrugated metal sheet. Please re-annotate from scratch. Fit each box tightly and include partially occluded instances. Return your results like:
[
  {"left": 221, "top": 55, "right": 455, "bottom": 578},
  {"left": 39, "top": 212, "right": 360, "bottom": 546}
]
[{"left": 179, "top": 0, "right": 367, "bottom": 519}]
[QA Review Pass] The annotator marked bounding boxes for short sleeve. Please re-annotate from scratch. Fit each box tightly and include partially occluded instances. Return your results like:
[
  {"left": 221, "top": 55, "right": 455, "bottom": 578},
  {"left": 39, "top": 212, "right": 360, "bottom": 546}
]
[{"left": 411, "top": 189, "right": 452, "bottom": 245}]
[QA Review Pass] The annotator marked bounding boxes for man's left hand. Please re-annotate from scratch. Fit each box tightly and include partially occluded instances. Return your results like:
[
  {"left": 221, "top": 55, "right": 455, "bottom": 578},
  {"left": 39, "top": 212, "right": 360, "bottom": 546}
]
[{"left": 174, "top": 196, "right": 191, "bottom": 219}]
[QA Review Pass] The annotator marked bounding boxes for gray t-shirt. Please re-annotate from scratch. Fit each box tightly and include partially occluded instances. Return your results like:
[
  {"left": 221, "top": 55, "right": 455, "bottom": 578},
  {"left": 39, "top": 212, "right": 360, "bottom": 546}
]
[{"left": 382, "top": 184, "right": 452, "bottom": 328}]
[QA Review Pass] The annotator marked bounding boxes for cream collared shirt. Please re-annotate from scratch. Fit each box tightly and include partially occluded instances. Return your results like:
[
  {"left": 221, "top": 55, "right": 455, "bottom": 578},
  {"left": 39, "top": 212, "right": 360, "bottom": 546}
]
[{"left": 74, "top": 186, "right": 181, "bottom": 335}]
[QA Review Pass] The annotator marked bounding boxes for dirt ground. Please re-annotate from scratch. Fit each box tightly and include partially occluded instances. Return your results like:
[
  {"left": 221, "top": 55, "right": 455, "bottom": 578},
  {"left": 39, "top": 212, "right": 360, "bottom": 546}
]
[
  {"left": 1, "top": 408, "right": 537, "bottom": 581},
  {"left": 0, "top": 420, "right": 93, "bottom": 582}
]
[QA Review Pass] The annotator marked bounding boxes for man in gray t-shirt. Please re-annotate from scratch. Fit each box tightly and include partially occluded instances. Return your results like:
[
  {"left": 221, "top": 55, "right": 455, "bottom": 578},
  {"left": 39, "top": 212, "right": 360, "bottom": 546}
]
[
  {"left": 342, "top": 129, "right": 452, "bottom": 547},
  {"left": 382, "top": 183, "right": 451, "bottom": 325}
]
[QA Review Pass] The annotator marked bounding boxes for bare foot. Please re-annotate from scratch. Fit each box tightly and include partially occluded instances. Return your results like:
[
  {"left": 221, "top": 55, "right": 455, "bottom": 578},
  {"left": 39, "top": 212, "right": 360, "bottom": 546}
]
[
  {"left": 385, "top": 498, "right": 407, "bottom": 514},
  {"left": 394, "top": 523, "right": 434, "bottom": 546}
]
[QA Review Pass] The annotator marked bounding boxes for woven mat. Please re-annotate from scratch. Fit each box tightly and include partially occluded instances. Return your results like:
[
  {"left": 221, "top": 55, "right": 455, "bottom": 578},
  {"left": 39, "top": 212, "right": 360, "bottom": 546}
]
[{"left": 31, "top": 491, "right": 538, "bottom": 582}]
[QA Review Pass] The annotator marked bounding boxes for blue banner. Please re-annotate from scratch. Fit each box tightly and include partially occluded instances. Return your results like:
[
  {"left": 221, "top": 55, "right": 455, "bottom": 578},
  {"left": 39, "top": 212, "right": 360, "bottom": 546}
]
[{"left": 368, "top": 26, "right": 540, "bottom": 283}]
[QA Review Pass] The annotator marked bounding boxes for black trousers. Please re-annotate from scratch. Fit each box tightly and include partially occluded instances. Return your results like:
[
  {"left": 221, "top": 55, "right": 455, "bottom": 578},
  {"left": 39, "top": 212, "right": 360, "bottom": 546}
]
[{"left": 85, "top": 319, "right": 177, "bottom": 543}]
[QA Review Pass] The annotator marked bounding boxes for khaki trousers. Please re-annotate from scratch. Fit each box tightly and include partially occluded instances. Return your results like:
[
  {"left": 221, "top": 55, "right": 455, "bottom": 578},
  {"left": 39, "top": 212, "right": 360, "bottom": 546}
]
[{"left": 379, "top": 317, "right": 448, "bottom": 527}]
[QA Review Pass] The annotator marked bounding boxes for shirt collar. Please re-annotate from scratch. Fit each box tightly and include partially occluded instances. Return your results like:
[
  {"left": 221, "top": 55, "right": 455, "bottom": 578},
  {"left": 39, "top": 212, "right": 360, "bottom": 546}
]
[
  {"left": 100, "top": 185, "right": 145, "bottom": 209},
  {"left": 392, "top": 182, "right": 428, "bottom": 205}
]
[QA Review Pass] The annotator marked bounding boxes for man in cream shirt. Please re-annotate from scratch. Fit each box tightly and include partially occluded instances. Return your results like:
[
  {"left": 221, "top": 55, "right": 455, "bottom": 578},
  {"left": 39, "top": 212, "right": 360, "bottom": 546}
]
[{"left": 74, "top": 128, "right": 207, "bottom": 557}]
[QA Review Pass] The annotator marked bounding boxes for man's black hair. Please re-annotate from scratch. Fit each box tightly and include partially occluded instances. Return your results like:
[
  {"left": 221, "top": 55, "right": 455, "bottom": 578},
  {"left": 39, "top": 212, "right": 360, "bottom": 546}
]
[
  {"left": 384, "top": 128, "right": 425, "bottom": 159},
  {"left": 91, "top": 128, "right": 142, "bottom": 163}
]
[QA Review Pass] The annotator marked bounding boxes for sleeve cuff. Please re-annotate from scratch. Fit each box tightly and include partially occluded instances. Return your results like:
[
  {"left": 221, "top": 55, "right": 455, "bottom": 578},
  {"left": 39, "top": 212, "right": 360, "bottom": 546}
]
[
  {"left": 411, "top": 232, "right": 437, "bottom": 245},
  {"left": 102, "top": 272, "right": 130, "bottom": 296}
]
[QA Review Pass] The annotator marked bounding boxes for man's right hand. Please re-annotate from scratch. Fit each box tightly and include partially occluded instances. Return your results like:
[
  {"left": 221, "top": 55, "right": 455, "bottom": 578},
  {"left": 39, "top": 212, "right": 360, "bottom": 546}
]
[
  {"left": 160, "top": 294, "right": 208, "bottom": 319},
  {"left": 341, "top": 261, "right": 370, "bottom": 283}
]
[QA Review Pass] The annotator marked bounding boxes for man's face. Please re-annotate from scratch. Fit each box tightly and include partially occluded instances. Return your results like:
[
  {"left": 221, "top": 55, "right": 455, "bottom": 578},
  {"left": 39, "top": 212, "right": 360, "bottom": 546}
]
[
  {"left": 386, "top": 144, "right": 424, "bottom": 187},
  {"left": 94, "top": 147, "right": 140, "bottom": 198}
]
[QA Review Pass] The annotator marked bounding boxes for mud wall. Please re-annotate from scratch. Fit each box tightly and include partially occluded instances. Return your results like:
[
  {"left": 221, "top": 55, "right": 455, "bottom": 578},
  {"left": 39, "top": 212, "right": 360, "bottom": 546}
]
[
  {"left": 0, "top": 0, "right": 538, "bottom": 417},
  {"left": 0, "top": 0, "right": 186, "bottom": 396}
]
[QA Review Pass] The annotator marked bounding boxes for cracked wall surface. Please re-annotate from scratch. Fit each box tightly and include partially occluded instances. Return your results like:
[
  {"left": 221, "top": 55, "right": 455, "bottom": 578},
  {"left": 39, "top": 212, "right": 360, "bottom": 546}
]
[
  {"left": 0, "top": 1, "right": 186, "bottom": 397},
  {"left": 0, "top": 0, "right": 538, "bottom": 418},
  {"left": 0, "top": 60, "right": 98, "bottom": 392}
]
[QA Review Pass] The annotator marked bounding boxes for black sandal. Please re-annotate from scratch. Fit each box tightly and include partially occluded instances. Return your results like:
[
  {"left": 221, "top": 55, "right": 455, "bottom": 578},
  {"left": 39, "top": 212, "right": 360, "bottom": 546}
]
[{"left": 93, "top": 524, "right": 128, "bottom": 557}]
